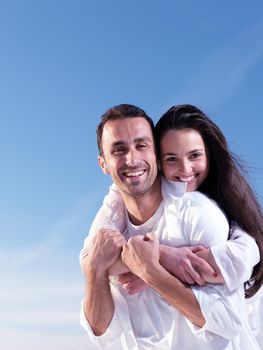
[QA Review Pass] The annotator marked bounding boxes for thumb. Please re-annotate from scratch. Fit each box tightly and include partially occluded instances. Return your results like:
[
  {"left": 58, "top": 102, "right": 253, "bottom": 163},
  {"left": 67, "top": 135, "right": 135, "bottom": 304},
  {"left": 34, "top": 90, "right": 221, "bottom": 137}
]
[
  {"left": 144, "top": 232, "right": 157, "bottom": 241},
  {"left": 190, "top": 245, "right": 206, "bottom": 253}
]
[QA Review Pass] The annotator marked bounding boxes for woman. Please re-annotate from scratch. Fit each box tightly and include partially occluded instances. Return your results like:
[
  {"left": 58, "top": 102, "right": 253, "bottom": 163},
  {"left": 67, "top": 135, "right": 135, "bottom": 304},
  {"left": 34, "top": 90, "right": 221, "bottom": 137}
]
[{"left": 154, "top": 104, "right": 263, "bottom": 298}]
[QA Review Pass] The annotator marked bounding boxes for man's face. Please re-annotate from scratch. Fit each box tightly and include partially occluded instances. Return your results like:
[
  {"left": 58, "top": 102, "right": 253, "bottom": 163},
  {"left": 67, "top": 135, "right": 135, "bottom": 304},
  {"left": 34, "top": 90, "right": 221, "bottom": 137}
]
[{"left": 99, "top": 117, "right": 158, "bottom": 197}]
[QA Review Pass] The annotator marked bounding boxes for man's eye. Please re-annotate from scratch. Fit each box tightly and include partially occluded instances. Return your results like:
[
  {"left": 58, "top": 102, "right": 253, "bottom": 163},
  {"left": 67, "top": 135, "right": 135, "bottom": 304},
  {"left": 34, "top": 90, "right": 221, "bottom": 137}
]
[
  {"left": 137, "top": 143, "right": 148, "bottom": 149},
  {"left": 113, "top": 148, "right": 126, "bottom": 154}
]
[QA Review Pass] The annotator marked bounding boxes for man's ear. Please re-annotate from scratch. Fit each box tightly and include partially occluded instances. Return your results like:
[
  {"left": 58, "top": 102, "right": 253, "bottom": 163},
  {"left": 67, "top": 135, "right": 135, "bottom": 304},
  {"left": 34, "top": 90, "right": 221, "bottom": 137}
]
[{"left": 98, "top": 155, "right": 109, "bottom": 174}]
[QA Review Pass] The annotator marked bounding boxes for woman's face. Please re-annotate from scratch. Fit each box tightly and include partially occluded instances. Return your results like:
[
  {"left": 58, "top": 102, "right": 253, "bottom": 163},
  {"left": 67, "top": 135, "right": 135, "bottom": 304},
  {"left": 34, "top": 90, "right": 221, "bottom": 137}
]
[{"left": 160, "top": 128, "right": 209, "bottom": 192}]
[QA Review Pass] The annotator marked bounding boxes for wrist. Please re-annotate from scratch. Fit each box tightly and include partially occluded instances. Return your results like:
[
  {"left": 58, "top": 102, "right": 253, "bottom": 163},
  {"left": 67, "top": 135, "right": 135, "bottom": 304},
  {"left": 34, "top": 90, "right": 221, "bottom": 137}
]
[
  {"left": 86, "top": 263, "right": 110, "bottom": 283},
  {"left": 159, "top": 244, "right": 166, "bottom": 263},
  {"left": 159, "top": 244, "right": 172, "bottom": 267},
  {"left": 141, "top": 261, "right": 165, "bottom": 286}
]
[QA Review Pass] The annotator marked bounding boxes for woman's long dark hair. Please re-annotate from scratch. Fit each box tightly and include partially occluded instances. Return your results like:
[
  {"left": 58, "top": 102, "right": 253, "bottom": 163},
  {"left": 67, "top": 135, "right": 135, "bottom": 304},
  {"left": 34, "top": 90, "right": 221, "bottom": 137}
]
[{"left": 155, "top": 104, "right": 263, "bottom": 298}]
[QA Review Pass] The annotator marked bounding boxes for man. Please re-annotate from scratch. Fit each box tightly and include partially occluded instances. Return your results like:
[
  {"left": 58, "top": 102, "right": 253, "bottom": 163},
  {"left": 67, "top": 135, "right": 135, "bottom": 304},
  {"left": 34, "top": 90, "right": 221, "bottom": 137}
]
[{"left": 80, "top": 104, "right": 259, "bottom": 349}]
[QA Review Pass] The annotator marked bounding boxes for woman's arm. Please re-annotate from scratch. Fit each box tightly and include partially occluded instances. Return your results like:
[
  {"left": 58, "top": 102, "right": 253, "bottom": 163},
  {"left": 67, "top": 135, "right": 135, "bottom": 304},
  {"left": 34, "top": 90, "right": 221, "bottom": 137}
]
[
  {"left": 210, "top": 225, "right": 260, "bottom": 291},
  {"left": 159, "top": 245, "right": 224, "bottom": 285}
]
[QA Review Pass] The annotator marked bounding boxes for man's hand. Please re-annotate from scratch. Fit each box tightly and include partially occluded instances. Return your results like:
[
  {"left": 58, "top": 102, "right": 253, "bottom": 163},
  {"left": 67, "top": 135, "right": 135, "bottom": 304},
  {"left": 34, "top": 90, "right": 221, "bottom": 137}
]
[
  {"left": 121, "top": 232, "right": 160, "bottom": 280},
  {"left": 82, "top": 228, "right": 125, "bottom": 336},
  {"left": 160, "top": 245, "right": 216, "bottom": 286},
  {"left": 83, "top": 228, "right": 126, "bottom": 277}
]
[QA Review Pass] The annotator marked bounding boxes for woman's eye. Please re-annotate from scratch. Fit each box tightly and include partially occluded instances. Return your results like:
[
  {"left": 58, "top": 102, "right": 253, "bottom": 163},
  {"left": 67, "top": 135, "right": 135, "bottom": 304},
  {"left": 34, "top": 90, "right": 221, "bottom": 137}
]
[
  {"left": 165, "top": 157, "right": 177, "bottom": 162},
  {"left": 190, "top": 152, "right": 202, "bottom": 159}
]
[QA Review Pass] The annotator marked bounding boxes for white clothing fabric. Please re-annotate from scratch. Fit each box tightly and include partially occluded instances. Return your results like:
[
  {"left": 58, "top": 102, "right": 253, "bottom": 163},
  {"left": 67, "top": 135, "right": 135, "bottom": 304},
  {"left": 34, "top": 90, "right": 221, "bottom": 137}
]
[
  {"left": 210, "top": 225, "right": 261, "bottom": 335},
  {"left": 80, "top": 181, "right": 260, "bottom": 293},
  {"left": 80, "top": 179, "right": 260, "bottom": 349}
]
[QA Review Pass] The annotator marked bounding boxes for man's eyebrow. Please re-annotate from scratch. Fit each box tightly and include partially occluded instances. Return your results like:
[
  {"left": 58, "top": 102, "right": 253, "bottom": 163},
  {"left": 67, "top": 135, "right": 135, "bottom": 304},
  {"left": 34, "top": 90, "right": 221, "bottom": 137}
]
[
  {"left": 111, "top": 141, "right": 126, "bottom": 148},
  {"left": 111, "top": 137, "right": 152, "bottom": 148},
  {"left": 134, "top": 136, "right": 152, "bottom": 143}
]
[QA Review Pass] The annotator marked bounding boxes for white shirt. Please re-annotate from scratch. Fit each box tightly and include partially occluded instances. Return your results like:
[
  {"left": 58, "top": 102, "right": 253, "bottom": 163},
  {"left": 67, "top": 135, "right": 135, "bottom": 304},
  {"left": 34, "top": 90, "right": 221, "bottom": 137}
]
[{"left": 80, "top": 178, "right": 260, "bottom": 349}]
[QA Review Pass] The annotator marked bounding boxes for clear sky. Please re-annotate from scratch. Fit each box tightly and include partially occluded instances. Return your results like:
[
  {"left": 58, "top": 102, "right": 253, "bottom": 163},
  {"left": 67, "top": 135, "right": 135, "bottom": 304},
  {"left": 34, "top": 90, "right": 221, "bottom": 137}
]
[{"left": 0, "top": 1, "right": 263, "bottom": 349}]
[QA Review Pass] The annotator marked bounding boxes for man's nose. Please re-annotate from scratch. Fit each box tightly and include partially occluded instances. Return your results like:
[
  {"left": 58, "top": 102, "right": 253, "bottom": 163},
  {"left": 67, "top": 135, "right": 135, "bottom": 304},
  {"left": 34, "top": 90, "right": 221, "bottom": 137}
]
[{"left": 125, "top": 149, "right": 138, "bottom": 166}]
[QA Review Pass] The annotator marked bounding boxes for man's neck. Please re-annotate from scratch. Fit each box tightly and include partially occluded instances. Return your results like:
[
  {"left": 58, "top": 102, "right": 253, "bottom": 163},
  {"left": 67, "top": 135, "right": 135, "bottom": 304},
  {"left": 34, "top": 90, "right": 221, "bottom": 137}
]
[{"left": 120, "top": 177, "right": 162, "bottom": 226}]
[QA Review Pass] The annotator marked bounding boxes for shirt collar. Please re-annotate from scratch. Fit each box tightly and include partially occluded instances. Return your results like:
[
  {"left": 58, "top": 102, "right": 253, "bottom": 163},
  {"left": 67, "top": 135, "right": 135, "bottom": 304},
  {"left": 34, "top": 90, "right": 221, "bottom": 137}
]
[{"left": 161, "top": 176, "right": 187, "bottom": 198}]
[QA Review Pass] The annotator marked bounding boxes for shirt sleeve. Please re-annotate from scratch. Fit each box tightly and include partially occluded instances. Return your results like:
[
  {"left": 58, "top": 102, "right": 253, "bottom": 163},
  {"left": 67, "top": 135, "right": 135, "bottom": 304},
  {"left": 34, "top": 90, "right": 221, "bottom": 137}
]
[
  {"left": 79, "top": 184, "right": 126, "bottom": 263},
  {"left": 185, "top": 199, "right": 229, "bottom": 246},
  {"left": 80, "top": 301, "right": 124, "bottom": 349},
  {"left": 80, "top": 282, "right": 140, "bottom": 350},
  {"left": 246, "top": 285, "right": 263, "bottom": 335},
  {"left": 189, "top": 285, "right": 244, "bottom": 341},
  {"left": 210, "top": 226, "right": 260, "bottom": 291}
]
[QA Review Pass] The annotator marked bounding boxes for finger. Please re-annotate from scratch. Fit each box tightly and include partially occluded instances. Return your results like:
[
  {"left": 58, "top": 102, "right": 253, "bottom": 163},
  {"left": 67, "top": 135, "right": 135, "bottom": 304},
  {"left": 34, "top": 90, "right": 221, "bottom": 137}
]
[
  {"left": 179, "top": 269, "right": 195, "bottom": 284},
  {"left": 127, "top": 235, "right": 144, "bottom": 244},
  {"left": 127, "top": 279, "right": 148, "bottom": 294},
  {"left": 118, "top": 272, "right": 136, "bottom": 284},
  {"left": 108, "top": 230, "right": 125, "bottom": 241},
  {"left": 118, "top": 273, "right": 129, "bottom": 283},
  {"left": 121, "top": 247, "right": 126, "bottom": 261},
  {"left": 191, "top": 256, "right": 215, "bottom": 276},
  {"left": 145, "top": 232, "right": 156, "bottom": 241},
  {"left": 181, "top": 259, "right": 208, "bottom": 284},
  {"left": 190, "top": 245, "right": 206, "bottom": 253},
  {"left": 196, "top": 276, "right": 205, "bottom": 286},
  {"left": 122, "top": 280, "right": 143, "bottom": 290},
  {"left": 128, "top": 283, "right": 148, "bottom": 295},
  {"left": 116, "top": 237, "right": 126, "bottom": 247},
  {"left": 187, "top": 268, "right": 206, "bottom": 286},
  {"left": 122, "top": 282, "right": 130, "bottom": 290}
]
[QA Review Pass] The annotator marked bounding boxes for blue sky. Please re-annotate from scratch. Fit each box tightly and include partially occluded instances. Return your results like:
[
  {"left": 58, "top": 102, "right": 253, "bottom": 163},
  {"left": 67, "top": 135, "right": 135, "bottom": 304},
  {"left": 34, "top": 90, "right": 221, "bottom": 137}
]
[{"left": 0, "top": 1, "right": 263, "bottom": 349}]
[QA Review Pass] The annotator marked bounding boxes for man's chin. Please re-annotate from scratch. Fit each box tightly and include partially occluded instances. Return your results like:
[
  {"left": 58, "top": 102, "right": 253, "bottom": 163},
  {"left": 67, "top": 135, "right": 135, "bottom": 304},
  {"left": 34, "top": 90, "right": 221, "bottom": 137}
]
[{"left": 121, "top": 184, "right": 151, "bottom": 197}]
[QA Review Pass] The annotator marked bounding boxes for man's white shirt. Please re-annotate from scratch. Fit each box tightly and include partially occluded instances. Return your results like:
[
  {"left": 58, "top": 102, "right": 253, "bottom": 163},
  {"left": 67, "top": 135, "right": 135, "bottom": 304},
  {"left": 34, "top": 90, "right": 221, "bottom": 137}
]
[{"left": 80, "top": 178, "right": 260, "bottom": 349}]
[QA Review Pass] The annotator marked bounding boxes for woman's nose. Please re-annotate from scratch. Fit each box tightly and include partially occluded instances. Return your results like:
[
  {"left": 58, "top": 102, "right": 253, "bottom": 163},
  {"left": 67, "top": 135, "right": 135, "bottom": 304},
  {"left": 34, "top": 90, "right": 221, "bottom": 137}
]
[{"left": 180, "top": 159, "right": 192, "bottom": 174}]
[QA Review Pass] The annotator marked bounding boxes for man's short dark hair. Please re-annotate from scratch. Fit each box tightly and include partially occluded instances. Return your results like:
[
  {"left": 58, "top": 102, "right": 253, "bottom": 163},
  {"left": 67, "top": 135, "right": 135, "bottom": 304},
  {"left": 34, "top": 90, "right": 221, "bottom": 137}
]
[{"left": 96, "top": 104, "right": 154, "bottom": 155}]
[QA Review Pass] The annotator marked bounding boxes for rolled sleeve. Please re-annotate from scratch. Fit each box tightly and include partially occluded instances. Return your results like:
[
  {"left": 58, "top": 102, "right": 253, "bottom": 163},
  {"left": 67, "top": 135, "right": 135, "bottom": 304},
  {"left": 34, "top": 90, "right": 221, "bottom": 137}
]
[
  {"left": 211, "top": 227, "right": 260, "bottom": 291},
  {"left": 188, "top": 285, "right": 243, "bottom": 341},
  {"left": 80, "top": 301, "right": 125, "bottom": 349},
  {"left": 80, "top": 282, "right": 140, "bottom": 350}
]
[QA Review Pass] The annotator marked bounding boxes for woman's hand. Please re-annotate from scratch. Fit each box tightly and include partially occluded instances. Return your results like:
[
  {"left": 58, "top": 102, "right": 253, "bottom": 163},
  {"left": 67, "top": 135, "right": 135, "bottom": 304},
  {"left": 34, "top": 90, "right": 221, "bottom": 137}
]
[
  {"left": 118, "top": 272, "right": 149, "bottom": 294},
  {"left": 159, "top": 245, "right": 217, "bottom": 286}
]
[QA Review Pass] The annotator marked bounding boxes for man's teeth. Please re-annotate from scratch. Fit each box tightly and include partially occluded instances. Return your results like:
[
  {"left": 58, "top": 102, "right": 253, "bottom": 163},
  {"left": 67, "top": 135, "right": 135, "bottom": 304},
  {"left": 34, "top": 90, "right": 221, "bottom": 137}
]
[
  {"left": 125, "top": 170, "right": 144, "bottom": 177},
  {"left": 178, "top": 175, "right": 196, "bottom": 182}
]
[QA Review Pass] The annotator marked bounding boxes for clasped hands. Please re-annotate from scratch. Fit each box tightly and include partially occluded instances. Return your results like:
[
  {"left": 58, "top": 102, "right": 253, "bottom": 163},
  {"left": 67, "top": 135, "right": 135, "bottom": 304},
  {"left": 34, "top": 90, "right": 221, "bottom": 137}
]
[{"left": 82, "top": 228, "right": 216, "bottom": 295}]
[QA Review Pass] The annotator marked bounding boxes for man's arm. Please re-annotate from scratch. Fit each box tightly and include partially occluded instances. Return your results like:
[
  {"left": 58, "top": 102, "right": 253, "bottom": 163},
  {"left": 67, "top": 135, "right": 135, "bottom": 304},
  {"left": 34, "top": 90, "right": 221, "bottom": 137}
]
[
  {"left": 145, "top": 263, "right": 206, "bottom": 326},
  {"left": 81, "top": 241, "right": 223, "bottom": 283},
  {"left": 122, "top": 233, "right": 205, "bottom": 327},
  {"left": 117, "top": 244, "right": 224, "bottom": 295},
  {"left": 84, "top": 270, "right": 114, "bottom": 336},
  {"left": 82, "top": 228, "right": 126, "bottom": 335}
]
